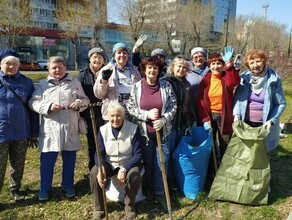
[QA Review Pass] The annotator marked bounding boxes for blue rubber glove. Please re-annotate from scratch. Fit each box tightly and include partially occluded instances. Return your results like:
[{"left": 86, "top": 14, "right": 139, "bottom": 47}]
[
  {"left": 221, "top": 46, "right": 234, "bottom": 62},
  {"left": 203, "top": 121, "right": 212, "bottom": 131}
]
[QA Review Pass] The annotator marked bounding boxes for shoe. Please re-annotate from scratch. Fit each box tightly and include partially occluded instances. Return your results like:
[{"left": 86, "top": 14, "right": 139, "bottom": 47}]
[
  {"left": 155, "top": 195, "right": 168, "bottom": 212},
  {"left": 168, "top": 180, "right": 178, "bottom": 191},
  {"left": 65, "top": 188, "right": 76, "bottom": 198},
  {"left": 10, "top": 190, "right": 24, "bottom": 202},
  {"left": 39, "top": 191, "right": 49, "bottom": 201},
  {"left": 93, "top": 210, "right": 105, "bottom": 220}
]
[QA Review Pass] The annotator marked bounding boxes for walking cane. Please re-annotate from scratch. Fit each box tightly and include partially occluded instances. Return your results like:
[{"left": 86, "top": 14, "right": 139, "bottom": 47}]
[
  {"left": 156, "top": 130, "right": 173, "bottom": 220},
  {"left": 89, "top": 106, "right": 108, "bottom": 220}
]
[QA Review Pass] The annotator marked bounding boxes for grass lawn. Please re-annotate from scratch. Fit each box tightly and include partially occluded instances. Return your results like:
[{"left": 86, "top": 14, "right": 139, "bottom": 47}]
[{"left": 0, "top": 74, "right": 292, "bottom": 219}]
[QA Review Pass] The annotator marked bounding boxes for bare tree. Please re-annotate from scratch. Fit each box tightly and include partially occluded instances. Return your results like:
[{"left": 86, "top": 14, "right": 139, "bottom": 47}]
[
  {"left": 56, "top": 0, "right": 96, "bottom": 70},
  {"left": 176, "top": 1, "right": 214, "bottom": 52},
  {"left": 116, "top": 0, "right": 156, "bottom": 42},
  {"left": 229, "top": 15, "right": 287, "bottom": 55},
  {"left": 0, "top": 0, "right": 32, "bottom": 48},
  {"left": 91, "top": 0, "right": 107, "bottom": 49}
]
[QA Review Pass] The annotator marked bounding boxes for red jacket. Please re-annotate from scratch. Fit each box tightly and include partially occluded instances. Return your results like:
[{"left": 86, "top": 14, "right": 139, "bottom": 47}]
[{"left": 196, "top": 63, "right": 239, "bottom": 135}]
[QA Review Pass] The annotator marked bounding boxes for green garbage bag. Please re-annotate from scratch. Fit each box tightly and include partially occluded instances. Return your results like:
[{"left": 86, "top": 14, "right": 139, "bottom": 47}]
[{"left": 208, "top": 120, "right": 270, "bottom": 205}]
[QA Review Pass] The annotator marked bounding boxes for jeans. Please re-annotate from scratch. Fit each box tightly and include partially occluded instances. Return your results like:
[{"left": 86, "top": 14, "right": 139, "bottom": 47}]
[{"left": 143, "top": 132, "right": 170, "bottom": 196}]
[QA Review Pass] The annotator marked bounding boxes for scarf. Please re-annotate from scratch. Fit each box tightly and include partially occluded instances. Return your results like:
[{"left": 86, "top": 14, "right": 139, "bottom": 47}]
[{"left": 249, "top": 66, "right": 268, "bottom": 94}]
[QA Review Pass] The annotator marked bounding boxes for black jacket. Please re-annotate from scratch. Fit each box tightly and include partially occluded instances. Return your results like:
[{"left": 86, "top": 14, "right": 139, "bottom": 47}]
[{"left": 77, "top": 65, "right": 104, "bottom": 131}]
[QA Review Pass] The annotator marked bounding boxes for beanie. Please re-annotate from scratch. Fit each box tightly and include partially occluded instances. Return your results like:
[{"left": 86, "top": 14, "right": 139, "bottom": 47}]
[
  {"left": 191, "top": 47, "right": 205, "bottom": 57},
  {"left": 88, "top": 47, "right": 107, "bottom": 60},
  {"left": 112, "top": 43, "right": 128, "bottom": 55},
  {"left": 151, "top": 48, "right": 166, "bottom": 57},
  {"left": 0, "top": 49, "right": 20, "bottom": 61}
]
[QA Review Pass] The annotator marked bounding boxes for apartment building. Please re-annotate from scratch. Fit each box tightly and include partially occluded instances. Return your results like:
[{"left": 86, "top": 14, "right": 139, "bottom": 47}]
[{"left": 1, "top": 0, "right": 237, "bottom": 68}]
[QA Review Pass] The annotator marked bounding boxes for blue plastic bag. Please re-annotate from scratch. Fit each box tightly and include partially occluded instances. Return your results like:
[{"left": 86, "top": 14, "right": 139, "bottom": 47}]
[{"left": 173, "top": 126, "right": 212, "bottom": 200}]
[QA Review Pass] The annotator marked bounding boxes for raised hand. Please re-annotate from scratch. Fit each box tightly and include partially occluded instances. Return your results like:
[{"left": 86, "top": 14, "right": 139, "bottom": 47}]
[
  {"left": 133, "top": 34, "right": 148, "bottom": 52},
  {"left": 221, "top": 46, "right": 234, "bottom": 62}
]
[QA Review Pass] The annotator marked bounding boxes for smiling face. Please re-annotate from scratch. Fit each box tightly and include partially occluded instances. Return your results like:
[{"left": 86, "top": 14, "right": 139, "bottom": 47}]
[
  {"left": 114, "top": 49, "right": 128, "bottom": 68},
  {"left": 173, "top": 61, "right": 188, "bottom": 78},
  {"left": 48, "top": 61, "right": 66, "bottom": 80},
  {"left": 247, "top": 57, "right": 265, "bottom": 75},
  {"left": 210, "top": 60, "right": 224, "bottom": 75},
  {"left": 192, "top": 52, "right": 205, "bottom": 68},
  {"left": 0, "top": 56, "right": 20, "bottom": 76},
  {"left": 145, "top": 64, "right": 159, "bottom": 84},
  {"left": 89, "top": 53, "right": 105, "bottom": 72},
  {"left": 108, "top": 108, "right": 124, "bottom": 128}
]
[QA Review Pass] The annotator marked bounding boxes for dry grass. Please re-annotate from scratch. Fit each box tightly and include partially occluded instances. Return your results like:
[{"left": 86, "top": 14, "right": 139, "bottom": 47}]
[{"left": 0, "top": 75, "right": 292, "bottom": 219}]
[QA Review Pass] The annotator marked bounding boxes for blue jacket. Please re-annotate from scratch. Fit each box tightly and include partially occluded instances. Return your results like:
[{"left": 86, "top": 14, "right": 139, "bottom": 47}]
[
  {"left": 0, "top": 71, "right": 39, "bottom": 143},
  {"left": 233, "top": 67, "right": 286, "bottom": 151}
]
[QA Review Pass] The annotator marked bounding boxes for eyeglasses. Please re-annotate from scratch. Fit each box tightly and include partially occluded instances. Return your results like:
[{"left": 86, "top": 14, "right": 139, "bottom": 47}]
[{"left": 193, "top": 55, "right": 204, "bottom": 60}]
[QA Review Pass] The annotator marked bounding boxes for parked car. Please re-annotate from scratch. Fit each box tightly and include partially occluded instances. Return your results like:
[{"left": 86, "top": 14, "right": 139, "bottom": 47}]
[
  {"left": 37, "top": 59, "right": 48, "bottom": 70},
  {"left": 19, "top": 61, "right": 41, "bottom": 71}
]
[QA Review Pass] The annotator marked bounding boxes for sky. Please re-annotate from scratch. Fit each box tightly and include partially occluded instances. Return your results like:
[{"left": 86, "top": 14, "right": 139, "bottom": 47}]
[{"left": 236, "top": 0, "right": 292, "bottom": 31}]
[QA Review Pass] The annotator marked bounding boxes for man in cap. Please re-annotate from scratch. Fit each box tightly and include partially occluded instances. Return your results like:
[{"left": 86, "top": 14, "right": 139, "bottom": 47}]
[
  {"left": 77, "top": 47, "right": 107, "bottom": 172},
  {"left": 0, "top": 49, "right": 39, "bottom": 201}
]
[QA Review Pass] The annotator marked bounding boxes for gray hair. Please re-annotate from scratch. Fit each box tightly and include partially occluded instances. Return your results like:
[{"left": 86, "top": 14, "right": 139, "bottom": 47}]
[
  {"left": 107, "top": 102, "right": 125, "bottom": 117},
  {"left": 1, "top": 56, "right": 20, "bottom": 66},
  {"left": 48, "top": 56, "right": 66, "bottom": 68}
]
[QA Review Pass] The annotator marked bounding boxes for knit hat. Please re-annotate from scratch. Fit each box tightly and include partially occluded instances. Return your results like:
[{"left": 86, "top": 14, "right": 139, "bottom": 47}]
[
  {"left": 88, "top": 47, "right": 107, "bottom": 60},
  {"left": 112, "top": 43, "right": 128, "bottom": 55},
  {"left": 0, "top": 49, "right": 20, "bottom": 61},
  {"left": 151, "top": 48, "right": 166, "bottom": 57},
  {"left": 191, "top": 47, "right": 205, "bottom": 57}
]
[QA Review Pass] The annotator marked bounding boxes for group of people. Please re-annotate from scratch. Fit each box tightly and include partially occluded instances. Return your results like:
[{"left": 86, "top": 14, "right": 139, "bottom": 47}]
[{"left": 0, "top": 33, "right": 286, "bottom": 219}]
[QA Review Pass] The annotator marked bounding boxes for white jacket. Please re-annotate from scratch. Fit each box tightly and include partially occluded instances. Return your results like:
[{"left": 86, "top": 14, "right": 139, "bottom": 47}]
[{"left": 29, "top": 74, "right": 90, "bottom": 152}]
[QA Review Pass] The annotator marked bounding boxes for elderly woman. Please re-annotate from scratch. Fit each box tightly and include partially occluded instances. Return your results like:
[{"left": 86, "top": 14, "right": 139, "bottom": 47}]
[
  {"left": 164, "top": 57, "right": 194, "bottom": 188},
  {"left": 89, "top": 102, "right": 143, "bottom": 220},
  {"left": 29, "top": 56, "right": 90, "bottom": 201},
  {"left": 127, "top": 56, "right": 177, "bottom": 210},
  {"left": 186, "top": 47, "right": 210, "bottom": 121},
  {"left": 77, "top": 47, "right": 107, "bottom": 172},
  {"left": 93, "top": 43, "right": 141, "bottom": 121},
  {"left": 233, "top": 49, "right": 286, "bottom": 151},
  {"left": 0, "top": 49, "right": 38, "bottom": 201}
]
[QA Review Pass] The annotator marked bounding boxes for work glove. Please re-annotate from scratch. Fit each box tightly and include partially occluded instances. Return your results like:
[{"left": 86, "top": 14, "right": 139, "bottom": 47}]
[
  {"left": 221, "top": 45, "right": 234, "bottom": 62},
  {"left": 101, "top": 69, "right": 113, "bottom": 81},
  {"left": 147, "top": 108, "right": 159, "bottom": 120},
  {"left": 133, "top": 34, "right": 148, "bottom": 51},
  {"left": 264, "top": 120, "right": 272, "bottom": 130},
  {"left": 234, "top": 115, "right": 240, "bottom": 122},
  {"left": 153, "top": 117, "right": 167, "bottom": 131},
  {"left": 203, "top": 121, "right": 212, "bottom": 132},
  {"left": 28, "top": 137, "right": 38, "bottom": 148},
  {"left": 233, "top": 54, "right": 242, "bottom": 70}
]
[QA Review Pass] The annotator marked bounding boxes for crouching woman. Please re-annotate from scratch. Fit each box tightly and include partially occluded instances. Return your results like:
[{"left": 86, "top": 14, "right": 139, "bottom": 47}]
[{"left": 89, "top": 102, "right": 143, "bottom": 220}]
